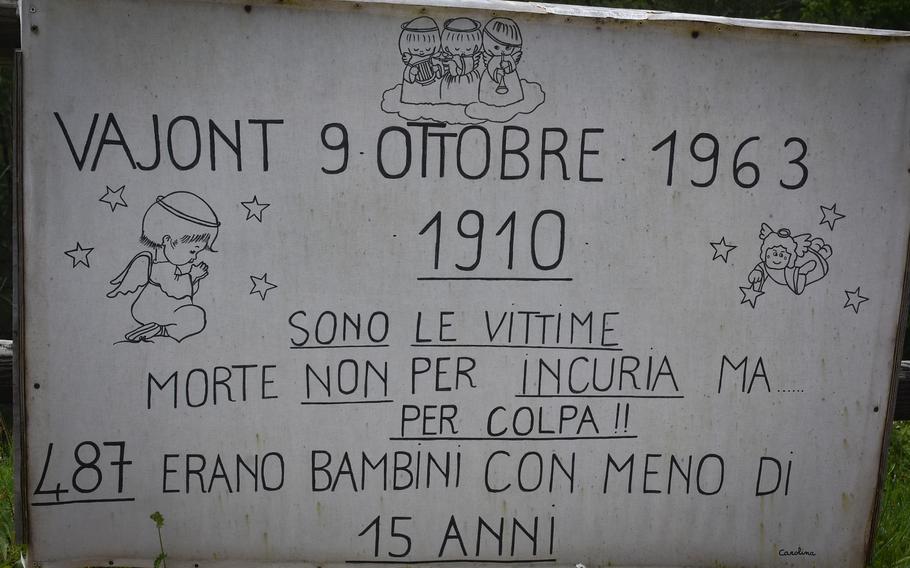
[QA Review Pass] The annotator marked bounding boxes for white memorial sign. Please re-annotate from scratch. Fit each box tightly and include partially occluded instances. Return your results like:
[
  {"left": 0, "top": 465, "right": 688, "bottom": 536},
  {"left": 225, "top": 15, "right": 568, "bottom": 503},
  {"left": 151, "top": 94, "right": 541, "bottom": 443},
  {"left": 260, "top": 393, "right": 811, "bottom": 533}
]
[{"left": 18, "top": 0, "right": 910, "bottom": 566}]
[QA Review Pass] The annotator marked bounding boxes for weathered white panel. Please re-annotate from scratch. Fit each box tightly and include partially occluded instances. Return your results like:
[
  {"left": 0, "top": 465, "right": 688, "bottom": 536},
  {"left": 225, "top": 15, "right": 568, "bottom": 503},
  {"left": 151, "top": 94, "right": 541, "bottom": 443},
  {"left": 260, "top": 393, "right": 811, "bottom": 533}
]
[{"left": 19, "top": 0, "right": 910, "bottom": 566}]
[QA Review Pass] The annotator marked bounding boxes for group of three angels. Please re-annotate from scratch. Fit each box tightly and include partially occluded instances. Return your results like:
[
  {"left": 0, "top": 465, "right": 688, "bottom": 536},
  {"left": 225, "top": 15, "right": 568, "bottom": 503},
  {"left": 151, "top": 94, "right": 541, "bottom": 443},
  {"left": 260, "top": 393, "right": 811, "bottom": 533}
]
[{"left": 399, "top": 16, "right": 526, "bottom": 107}]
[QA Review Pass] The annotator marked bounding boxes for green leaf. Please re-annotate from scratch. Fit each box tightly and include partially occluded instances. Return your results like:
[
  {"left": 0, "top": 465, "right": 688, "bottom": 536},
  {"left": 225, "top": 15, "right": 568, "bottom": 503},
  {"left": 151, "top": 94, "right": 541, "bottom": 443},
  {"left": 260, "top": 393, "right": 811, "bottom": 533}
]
[{"left": 150, "top": 511, "right": 165, "bottom": 528}]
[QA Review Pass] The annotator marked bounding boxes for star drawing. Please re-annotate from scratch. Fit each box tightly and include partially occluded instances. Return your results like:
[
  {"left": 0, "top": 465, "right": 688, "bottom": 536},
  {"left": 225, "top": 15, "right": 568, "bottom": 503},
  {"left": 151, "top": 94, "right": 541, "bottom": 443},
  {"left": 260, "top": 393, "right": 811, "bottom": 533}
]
[
  {"left": 739, "top": 285, "right": 764, "bottom": 308},
  {"left": 241, "top": 195, "right": 271, "bottom": 222},
  {"left": 64, "top": 242, "right": 93, "bottom": 268},
  {"left": 250, "top": 273, "right": 277, "bottom": 300},
  {"left": 844, "top": 287, "right": 869, "bottom": 314},
  {"left": 99, "top": 185, "right": 128, "bottom": 211},
  {"left": 819, "top": 203, "right": 845, "bottom": 231},
  {"left": 710, "top": 237, "right": 737, "bottom": 263}
]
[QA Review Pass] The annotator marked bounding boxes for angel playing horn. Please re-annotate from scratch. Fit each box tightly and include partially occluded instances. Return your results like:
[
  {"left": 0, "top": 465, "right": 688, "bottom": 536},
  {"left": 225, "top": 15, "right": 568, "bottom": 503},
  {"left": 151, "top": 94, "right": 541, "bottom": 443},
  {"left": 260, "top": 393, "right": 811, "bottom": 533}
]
[
  {"left": 107, "top": 191, "right": 220, "bottom": 343},
  {"left": 478, "top": 17, "right": 525, "bottom": 107}
]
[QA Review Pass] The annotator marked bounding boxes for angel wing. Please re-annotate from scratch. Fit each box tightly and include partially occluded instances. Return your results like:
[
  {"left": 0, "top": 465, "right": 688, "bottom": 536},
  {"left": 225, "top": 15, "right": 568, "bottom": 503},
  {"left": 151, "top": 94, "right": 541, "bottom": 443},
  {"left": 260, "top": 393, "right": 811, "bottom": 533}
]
[
  {"left": 792, "top": 233, "right": 811, "bottom": 258},
  {"left": 471, "top": 50, "right": 482, "bottom": 70},
  {"left": 513, "top": 50, "right": 523, "bottom": 65},
  {"left": 107, "top": 251, "right": 153, "bottom": 298}
]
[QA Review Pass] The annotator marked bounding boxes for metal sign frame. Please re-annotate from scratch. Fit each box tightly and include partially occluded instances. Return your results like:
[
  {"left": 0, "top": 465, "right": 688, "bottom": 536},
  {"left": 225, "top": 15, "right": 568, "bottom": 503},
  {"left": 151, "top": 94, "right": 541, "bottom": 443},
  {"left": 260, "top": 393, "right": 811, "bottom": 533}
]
[{"left": 12, "top": 1, "right": 910, "bottom": 566}]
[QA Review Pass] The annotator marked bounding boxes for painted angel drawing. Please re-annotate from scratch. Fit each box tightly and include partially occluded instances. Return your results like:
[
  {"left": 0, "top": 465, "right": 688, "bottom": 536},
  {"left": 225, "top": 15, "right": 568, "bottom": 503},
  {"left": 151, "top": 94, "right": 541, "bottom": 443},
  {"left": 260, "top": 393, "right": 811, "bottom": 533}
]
[
  {"left": 382, "top": 16, "right": 545, "bottom": 124},
  {"left": 107, "top": 191, "right": 220, "bottom": 343}
]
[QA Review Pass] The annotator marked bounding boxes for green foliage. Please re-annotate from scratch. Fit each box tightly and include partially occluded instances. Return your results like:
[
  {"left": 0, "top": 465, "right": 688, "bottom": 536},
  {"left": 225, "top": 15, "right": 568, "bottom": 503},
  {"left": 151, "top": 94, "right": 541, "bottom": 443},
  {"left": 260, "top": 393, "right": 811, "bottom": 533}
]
[
  {"left": 801, "top": 0, "right": 910, "bottom": 30},
  {"left": 150, "top": 511, "right": 164, "bottom": 529},
  {"left": 0, "top": 63, "right": 12, "bottom": 340},
  {"left": 536, "top": 0, "right": 803, "bottom": 21},
  {"left": 0, "top": 422, "right": 22, "bottom": 568},
  {"left": 871, "top": 422, "right": 910, "bottom": 567},
  {"left": 151, "top": 511, "right": 167, "bottom": 568},
  {"left": 518, "top": 0, "right": 910, "bottom": 30}
]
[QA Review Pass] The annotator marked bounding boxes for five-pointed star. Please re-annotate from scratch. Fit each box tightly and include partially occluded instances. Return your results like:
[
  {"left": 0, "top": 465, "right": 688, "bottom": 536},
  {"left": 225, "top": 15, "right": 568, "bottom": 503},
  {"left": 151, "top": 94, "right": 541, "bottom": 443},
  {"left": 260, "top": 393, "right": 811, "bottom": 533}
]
[
  {"left": 844, "top": 287, "right": 869, "bottom": 313},
  {"left": 739, "top": 285, "right": 764, "bottom": 308},
  {"left": 99, "top": 185, "right": 128, "bottom": 211},
  {"left": 710, "top": 237, "right": 737, "bottom": 263},
  {"left": 250, "top": 273, "right": 277, "bottom": 300},
  {"left": 819, "top": 203, "right": 846, "bottom": 230},
  {"left": 241, "top": 195, "right": 271, "bottom": 222},
  {"left": 64, "top": 242, "right": 93, "bottom": 268}
]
